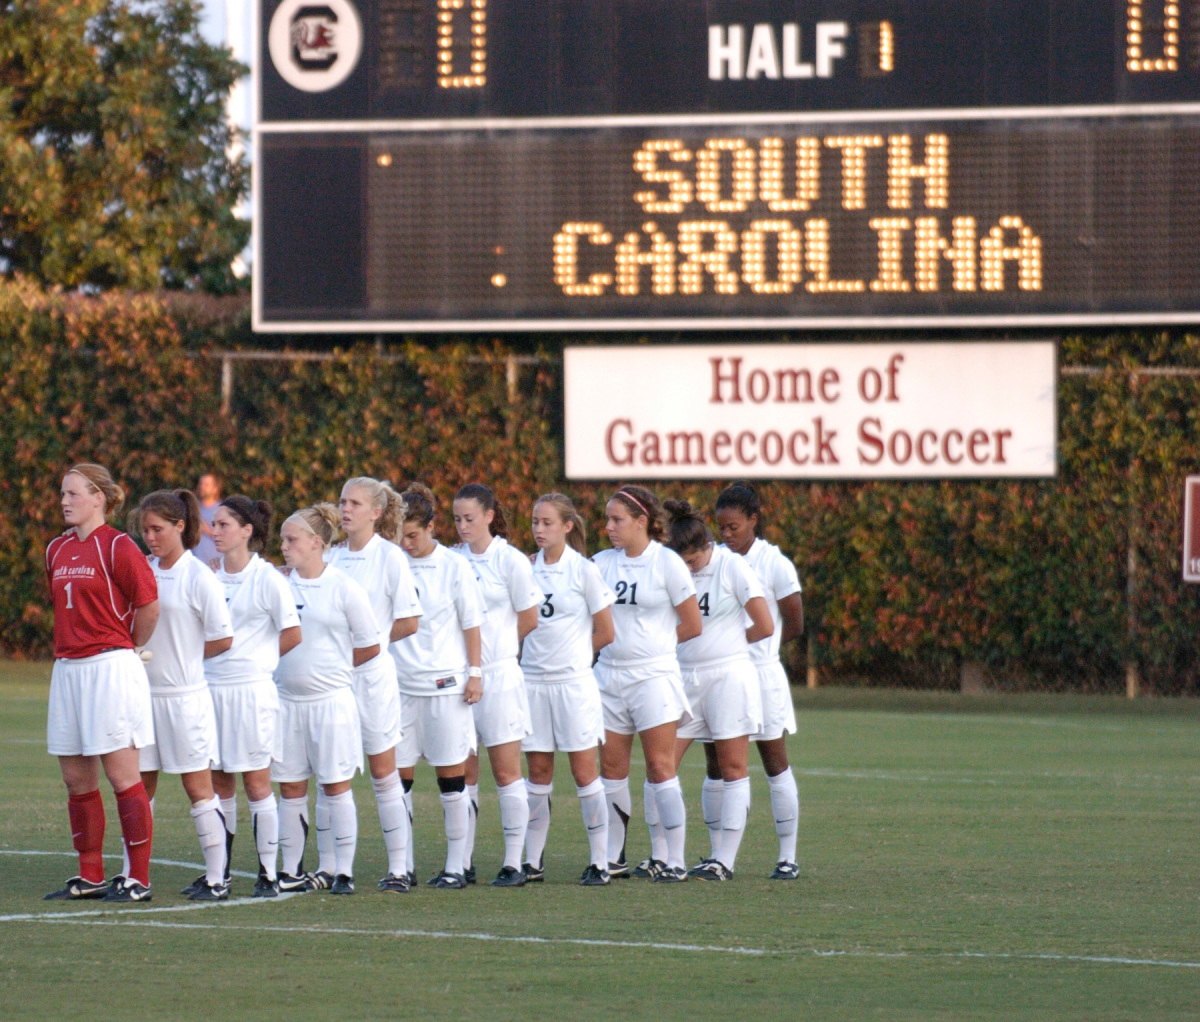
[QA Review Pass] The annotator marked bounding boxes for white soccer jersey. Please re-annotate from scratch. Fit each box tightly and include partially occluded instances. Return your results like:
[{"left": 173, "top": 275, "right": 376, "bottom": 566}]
[
  {"left": 593, "top": 541, "right": 696, "bottom": 667},
  {"left": 455, "top": 536, "right": 541, "bottom": 667},
  {"left": 677, "top": 544, "right": 764, "bottom": 668},
  {"left": 275, "top": 565, "right": 378, "bottom": 700},
  {"left": 204, "top": 553, "right": 300, "bottom": 686},
  {"left": 392, "top": 542, "right": 486, "bottom": 696},
  {"left": 327, "top": 533, "right": 422, "bottom": 645},
  {"left": 522, "top": 545, "right": 616, "bottom": 683},
  {"left": 144, "top": 550, "right": 233, "bottom": 693},
  {"left": 735, "top": 538, "right": 803, "bottom": 665}
]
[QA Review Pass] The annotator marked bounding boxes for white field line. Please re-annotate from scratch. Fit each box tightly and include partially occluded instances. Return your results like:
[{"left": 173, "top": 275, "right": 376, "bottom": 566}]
[
  {"left": 13, "top": 914, "right": 1200, "bottom": 970},
  {"left": 0, "top": 848, "right": 258, "bottom": 879},
  {"left": 2, "top": 850, "right": 1196, "bottom": 970}
]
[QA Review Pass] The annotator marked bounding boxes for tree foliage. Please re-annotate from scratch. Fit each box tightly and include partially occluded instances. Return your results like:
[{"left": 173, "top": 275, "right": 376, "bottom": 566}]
[{"left": 0, "top": 0, "right": 248, "bottom": 291}]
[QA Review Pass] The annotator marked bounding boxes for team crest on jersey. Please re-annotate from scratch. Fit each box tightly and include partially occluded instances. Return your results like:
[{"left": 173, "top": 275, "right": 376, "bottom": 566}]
[{"left": 268, "top": 0, "right": 362, "bottom": 93}]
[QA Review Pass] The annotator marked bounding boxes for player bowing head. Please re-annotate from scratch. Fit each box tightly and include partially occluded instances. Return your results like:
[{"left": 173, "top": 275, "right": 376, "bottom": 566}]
[
  {"left": 319, "top": 477, "right": 421, "bottom": 893},
  {"left": 521, "top": 493, "right": 616, "bottom": 885},
  {"left": 45, "top": 464, "right": 160, "bottom": 903},
  {"left": 270, "top": 503, "right": 378, "bottom": 896},
  {"left": 130, "top": 489, "right": 233, "bottom": 901},
  {"left": 664, "top": 499, "right": 772, "bottom": 881},
  {"left": 393, "top": 482, "right": 487, "bottom": 889},
  {"left": 453, "top": 483, "right": 540, "bottom": 887},
  {"left": 594, "top": 485, "right": 702, "bottom": 884},
  {"left": 205, "top": 495, "right": 302, "bottom": 897},
  {"left": 714, "top": 481, "right": 805, "bottom": 880}
]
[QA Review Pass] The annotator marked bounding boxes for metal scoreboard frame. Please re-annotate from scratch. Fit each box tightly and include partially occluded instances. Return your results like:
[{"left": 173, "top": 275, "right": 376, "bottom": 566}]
[{"left": 253, "top": 1, "right": 1200, "bottom": 333}]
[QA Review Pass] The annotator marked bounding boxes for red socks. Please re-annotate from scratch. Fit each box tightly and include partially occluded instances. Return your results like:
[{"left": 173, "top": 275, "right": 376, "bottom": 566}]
[
  {"left": 115, "top": 782, "right": 154, "bottom": 886},
  {"left": 67, "top": 790, "right": 106, "bottom": 884}
]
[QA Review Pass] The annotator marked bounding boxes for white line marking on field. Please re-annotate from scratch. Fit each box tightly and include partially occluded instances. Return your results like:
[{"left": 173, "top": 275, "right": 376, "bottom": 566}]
[
  {"left": 14, "top": 916, "right": 1200, "bottom": 969},
  {"left": 0, "top": 849, "right": 257, "bottom": 879},
  {"left": 3, "top": 852, "right": 1195, "bottom": 970}
]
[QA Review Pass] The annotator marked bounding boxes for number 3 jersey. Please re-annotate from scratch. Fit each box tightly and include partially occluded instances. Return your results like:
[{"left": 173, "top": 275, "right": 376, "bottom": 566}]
[
  {"left": 521, "top": 545, "right": 616, "bottom": 683},
  {"left": 677, "top": 544, "right": 764, "bottom": 668},
  {"left": 593, "top": 541, "right": 695, "bottom": 668}
]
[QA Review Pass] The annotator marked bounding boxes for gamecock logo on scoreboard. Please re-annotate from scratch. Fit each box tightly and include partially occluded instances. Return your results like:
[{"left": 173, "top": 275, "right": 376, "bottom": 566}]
[{"left": 268, "top": 0, "right": 362, "bottom": 92}]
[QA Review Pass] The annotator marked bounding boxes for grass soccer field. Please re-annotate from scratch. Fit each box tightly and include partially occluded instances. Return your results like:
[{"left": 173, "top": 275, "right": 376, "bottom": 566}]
[{"left": 0, "top": 661, "right": 1197, "bottom": 1021}]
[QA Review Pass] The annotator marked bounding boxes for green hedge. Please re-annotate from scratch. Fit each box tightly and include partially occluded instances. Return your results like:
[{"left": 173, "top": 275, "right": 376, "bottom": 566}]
[{"left": 3, "top": 281, "right": 1199, "bottom": 694}]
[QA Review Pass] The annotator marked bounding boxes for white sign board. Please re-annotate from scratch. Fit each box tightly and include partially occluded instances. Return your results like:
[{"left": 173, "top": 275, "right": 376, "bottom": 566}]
[
  {"left": 1183, "top": 476, "right": 1200, "bottom": 583},
  {"left": 564, "top": 342, "right": 1056, "bottom": 479}
]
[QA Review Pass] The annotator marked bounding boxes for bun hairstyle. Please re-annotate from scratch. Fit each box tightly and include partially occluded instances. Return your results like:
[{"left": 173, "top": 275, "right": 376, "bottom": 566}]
[
  {"left": 286, "top": 502, "right": 341, "bottom": 550},
  {"left": 609, "top": 484, "right": 663, "bottom": 540},
  {"left": 663, "top": 498, "right": 711, "bottom": 555},
  {"left": 400, "top": 481, "right": 436, "bottom": 528},
  {"left": 534, "top": 492, "right": 588, "bottom": 555},
  {"left": 220, "top": 495, "right": 273, "bottom": 553},
  {"left": 343, "top": 476, "right": 408, "bottom": 542},
  {"left": 132, "top": 489, "right": 203, "bottom": 550},
  {"left": 455, "top": 483, "right": 508, "bottom": 538},
  {"left": 65, "top": 463, "right": 126, "bottom": 517},
  {"left": 714, "top": 479, "right": 763, "bottom": 535}
]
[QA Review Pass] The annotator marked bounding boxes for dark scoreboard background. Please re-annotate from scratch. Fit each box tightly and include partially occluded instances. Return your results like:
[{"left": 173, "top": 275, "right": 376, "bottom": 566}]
[{"left": 255, "top": 0, "right": 1200, "bottom": 330}]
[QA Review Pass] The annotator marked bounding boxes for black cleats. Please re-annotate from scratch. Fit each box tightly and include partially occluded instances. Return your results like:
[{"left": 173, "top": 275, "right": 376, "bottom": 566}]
[
  {"left": 378, "top": 873, "right": 411, "bottom": 893},
  {"left": 330, "top": 874, "right": 356, "bottom": 895},
  {"left": 652, "top": 866, "right": 689, "bottom": 884},
  {"left": 103, "top": 877, "right": 153, "bottom": 902},
  {"left": 631, "top": 858, "right": 665, "bottom": 879},
  {"left": 188, "top": 878, "right": 231, "bottom": 901},
  {"left": 43, "top": 876, "right": 109, "bottom": 901},
  {"left": 433, "top": 872, "right": 467, "bottom": 890},
  {"left": 252, "top": 876, "right": 279, "bottom": 898},
  {"left": 491, "top": 865, "right": 527, "bottom": 887},
  {"left": 521, "top": 861, "right": 545, "bottom": 883},
  {"left": 580, "top": 864, "right": 611, "bottom": 886},
  {"left": 769, "top": 860, "right": 799, "bottom": 880}
]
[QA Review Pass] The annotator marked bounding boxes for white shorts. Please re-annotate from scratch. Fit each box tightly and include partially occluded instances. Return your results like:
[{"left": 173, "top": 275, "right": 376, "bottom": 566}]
[
  {"left": 522, "top": 673, "right": 605, "bottom": 754},
  {"left": 209, "top": 678, "right": 281, "bottom": 773},
  {"left": 754, "top": 660, "right": 798, "bottom": 741},
  {"left": 396, "top": 693, "right": 477, "bottom": 768},
  {"left": 272, "top": 690, "right": 364, "bottom": 785},
  {"left": 139, "top": 688, "right": 219, "bottom": 774},
  {"left": 677, "top": 659, "right": 763, "bottom": 742},
  {"left": 47, "top": 649, "right": 153, "bottom": 757},
  {"left": 595, "top": 660, "right": 691, "bottom": 737},
  {"left": 353, "top": 653, "right": 403, "bottom": 757},
  {"left": 474, "top": 659, "right": 532, "bottom": 748}
]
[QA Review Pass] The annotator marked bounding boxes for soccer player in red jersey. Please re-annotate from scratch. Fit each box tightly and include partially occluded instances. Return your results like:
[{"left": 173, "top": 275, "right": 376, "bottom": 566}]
[{"left": 44, "top": 464, "right": 161, "bottom": 902}]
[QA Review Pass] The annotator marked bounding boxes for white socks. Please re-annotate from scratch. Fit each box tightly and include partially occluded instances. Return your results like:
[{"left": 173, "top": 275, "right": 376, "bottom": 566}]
[
  {"left": 326, "top": 789, "right": 357, "bottom": 878},
  {"left": 403, "top": 785, "right": 415, "bottom": 873},
  {"left": 190, "top": 795, "right": 227, "bottom": 885},
  {"left": 648, "top": 778, "right": 687, "bottom": 870},
  {"left": 701, "top": 777, "right": 724, "bottom": 860},
  {"left": 576, "top": 779, "right": 608, "bottom": 870},
  {"left": 717, "top": 776, "right": 751, "bottom": 870},
  {"left": 524, "top": 781, "right": 553, "bottom": 867},
  {"left": 643, "top": 780, "right": 667, "bottom": 863},
  {"left": 463, "top": 783, "right": 479, "bottom": 872},
  {"left": 603, "top": 777, "right": 631, "bottom": 866},
  {"left": 220, "top": 795, "right": 237, "bottom": 879},
  {"left": 767, "top": 768, "right": 800, "bottom": 864},
  {"left": 496, "top": 780, "right": 529, "bottom": 871},
  {"left": 248, "top": 794, "right": 279, "bottom": 881},
  {"left": 371, "top": 773, "right": 410, "bottom": 879},
  {"left": 440, "top": 789, "right": 469, "bottom": 877},
  {"left": 314, "top": 789, "right": 335, "bottom": 876},
  {"left": 278, "top": 795, "right": 309, "bottom": 877}
]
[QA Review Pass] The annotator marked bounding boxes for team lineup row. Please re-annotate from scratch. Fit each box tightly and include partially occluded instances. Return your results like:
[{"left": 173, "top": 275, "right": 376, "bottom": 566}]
[{"left": 43, "top": 464, "right": 804, "bottom": 902}]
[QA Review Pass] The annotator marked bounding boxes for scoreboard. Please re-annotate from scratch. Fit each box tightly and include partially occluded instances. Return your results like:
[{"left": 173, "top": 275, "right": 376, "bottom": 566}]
[{"left": 254, "top": 0, "right": 1200, "bottom": 331}]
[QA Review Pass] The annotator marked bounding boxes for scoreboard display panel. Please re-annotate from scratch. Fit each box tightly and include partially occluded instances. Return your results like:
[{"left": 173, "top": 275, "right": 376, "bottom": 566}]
[{"left": 254, "top": 0, "right": 1200, "bottom": 331}]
